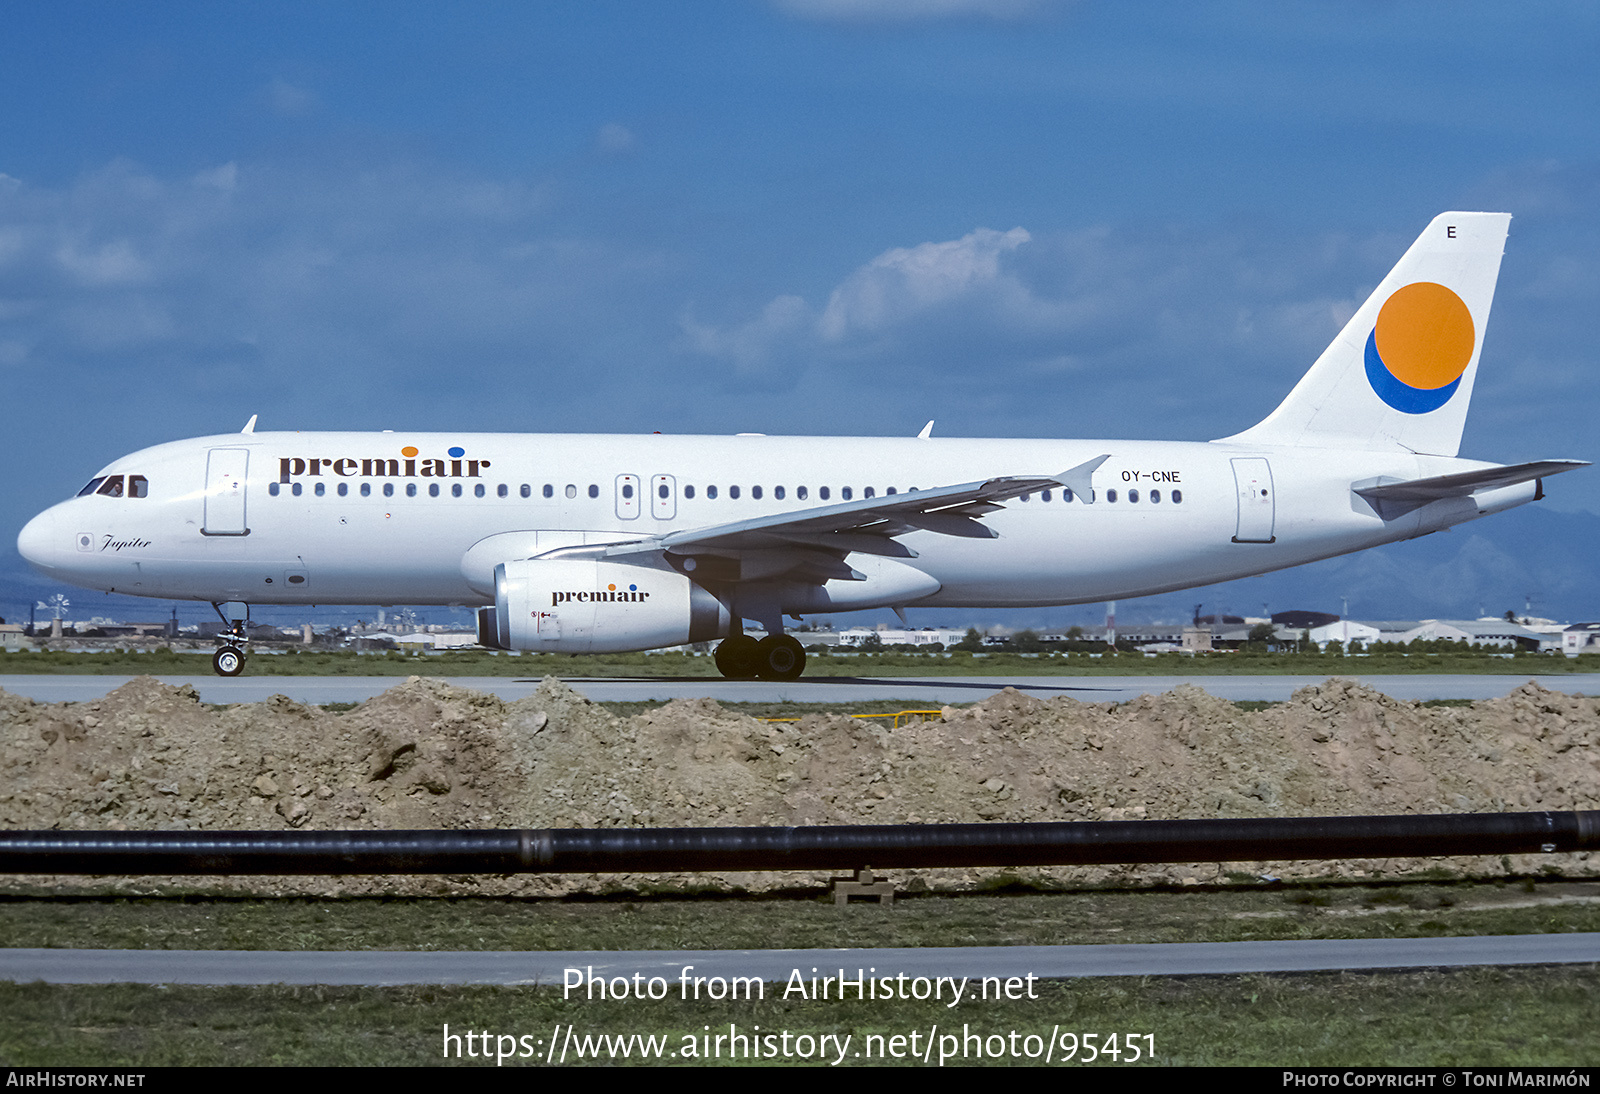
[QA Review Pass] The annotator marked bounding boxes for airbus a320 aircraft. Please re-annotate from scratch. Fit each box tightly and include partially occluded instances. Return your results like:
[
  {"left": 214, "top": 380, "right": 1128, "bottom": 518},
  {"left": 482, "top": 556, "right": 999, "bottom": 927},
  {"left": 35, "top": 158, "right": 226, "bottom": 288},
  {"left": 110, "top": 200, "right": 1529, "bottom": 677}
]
[{"left": 17, "top": 212, "right": 1585, "bottom": 679}]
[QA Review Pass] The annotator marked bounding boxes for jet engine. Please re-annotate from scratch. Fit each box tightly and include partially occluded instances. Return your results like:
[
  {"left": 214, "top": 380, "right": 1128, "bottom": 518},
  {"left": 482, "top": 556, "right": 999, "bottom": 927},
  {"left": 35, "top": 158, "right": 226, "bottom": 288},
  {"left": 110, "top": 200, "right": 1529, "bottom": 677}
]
[{"left": 477, "top": 557, "right": 731, "bottom": 653}]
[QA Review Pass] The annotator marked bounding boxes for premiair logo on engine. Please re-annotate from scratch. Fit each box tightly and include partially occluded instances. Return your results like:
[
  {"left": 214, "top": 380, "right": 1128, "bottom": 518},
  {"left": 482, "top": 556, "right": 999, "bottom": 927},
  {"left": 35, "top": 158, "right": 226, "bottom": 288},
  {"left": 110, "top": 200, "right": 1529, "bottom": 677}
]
[
  {"left": 551, "top": 583, "right": 651, "bottom": 607},
  {"left": 277, "top": 445, "right": 490, "bottom": 482}
]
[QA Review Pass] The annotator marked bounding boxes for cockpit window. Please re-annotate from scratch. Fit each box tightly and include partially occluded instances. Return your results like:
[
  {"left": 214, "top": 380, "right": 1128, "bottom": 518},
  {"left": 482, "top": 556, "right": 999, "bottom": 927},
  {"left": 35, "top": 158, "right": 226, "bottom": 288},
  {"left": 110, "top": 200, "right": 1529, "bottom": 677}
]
[
  {"left": 77, "top": 478, "right": 106, "bottom": 497},
  {"left": 128, "top": 475, "right": 148, "bottom": 498},
  {"left": 96, "top": 476, "right": 125, "bottom": 498}
]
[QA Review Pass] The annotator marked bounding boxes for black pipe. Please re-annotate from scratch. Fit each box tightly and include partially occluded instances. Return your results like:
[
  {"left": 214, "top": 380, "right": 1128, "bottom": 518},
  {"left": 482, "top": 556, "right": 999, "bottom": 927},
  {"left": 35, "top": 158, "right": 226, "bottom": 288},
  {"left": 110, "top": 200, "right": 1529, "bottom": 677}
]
[{"left": 1, "top": 810, "right": 1595, "bottom": 875}]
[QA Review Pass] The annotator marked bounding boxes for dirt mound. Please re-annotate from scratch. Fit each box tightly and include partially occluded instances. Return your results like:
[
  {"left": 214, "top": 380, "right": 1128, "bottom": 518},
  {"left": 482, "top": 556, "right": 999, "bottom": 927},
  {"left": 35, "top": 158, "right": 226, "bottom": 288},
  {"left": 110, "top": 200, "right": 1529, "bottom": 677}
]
[{"left": 2, "top": 676, "right": 1595, "bottom": 895}]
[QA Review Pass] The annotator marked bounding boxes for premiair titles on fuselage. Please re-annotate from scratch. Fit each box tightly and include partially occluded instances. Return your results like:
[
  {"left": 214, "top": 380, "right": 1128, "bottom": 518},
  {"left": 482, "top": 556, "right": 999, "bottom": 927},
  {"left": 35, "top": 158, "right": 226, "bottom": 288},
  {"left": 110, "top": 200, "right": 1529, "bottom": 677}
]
[
  {"left": 16, "top": 212, "right": 1587, "bottom": 680},
  {"left": 278, "top": 451, "right": 492, "bottom": 482}
]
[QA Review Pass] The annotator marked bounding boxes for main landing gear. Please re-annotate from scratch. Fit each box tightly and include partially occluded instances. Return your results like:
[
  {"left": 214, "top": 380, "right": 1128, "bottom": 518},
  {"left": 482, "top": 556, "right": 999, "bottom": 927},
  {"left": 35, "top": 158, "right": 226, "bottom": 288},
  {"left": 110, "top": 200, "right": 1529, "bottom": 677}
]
[
  {"left": 713, "top": 633, "right": 805, "bottom": 680},
  {"left": 211, "top": 602, "right": 249, "bottom": 677}
]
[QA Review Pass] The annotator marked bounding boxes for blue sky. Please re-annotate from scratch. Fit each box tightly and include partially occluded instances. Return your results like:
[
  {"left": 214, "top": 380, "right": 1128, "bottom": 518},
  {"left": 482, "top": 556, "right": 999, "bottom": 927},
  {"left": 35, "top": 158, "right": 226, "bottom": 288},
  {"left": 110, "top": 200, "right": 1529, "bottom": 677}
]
[{"left": 4, "top": 1, "right": 1597, "bottom": 626}]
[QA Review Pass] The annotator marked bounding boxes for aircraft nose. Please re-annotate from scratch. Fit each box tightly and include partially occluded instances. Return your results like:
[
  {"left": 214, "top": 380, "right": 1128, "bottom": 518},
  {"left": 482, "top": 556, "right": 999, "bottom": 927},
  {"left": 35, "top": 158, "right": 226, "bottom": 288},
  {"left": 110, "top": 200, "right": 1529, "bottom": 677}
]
[{"left": 17, "top": 509, "right": 63, "bottom": 573}]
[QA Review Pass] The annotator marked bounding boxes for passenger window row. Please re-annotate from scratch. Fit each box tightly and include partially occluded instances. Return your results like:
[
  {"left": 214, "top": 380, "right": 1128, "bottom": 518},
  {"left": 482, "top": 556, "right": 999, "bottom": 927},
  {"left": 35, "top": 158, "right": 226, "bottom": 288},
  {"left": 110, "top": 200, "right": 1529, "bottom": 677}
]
[
  {"left": 262, "top": 482, "right": 916, "bottom": 503},
  {"left": 684, "top": 485, "right": 907, "bottom": 501},
  {"left": 1018, "top": 487, "right": 1183, "bottom": 504},
  {"left": 260, "top": 480, "right": 1179, "bottom": 506}
]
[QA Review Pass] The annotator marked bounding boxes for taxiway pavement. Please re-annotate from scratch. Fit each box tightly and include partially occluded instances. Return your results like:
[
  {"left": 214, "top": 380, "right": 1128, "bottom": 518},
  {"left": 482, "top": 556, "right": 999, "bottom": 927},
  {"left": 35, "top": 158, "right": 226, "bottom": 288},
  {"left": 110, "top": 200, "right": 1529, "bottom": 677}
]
[{"left": 3, "top": 934, "right": 1596, "bottom": 986}]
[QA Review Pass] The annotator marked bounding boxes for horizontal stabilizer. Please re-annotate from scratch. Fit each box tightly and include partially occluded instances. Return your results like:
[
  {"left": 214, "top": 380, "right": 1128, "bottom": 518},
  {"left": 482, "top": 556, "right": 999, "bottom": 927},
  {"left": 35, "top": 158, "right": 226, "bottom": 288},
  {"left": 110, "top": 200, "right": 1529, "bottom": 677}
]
[{"left": 1355, "top": 459, "right": 1588, "bottom": 520}]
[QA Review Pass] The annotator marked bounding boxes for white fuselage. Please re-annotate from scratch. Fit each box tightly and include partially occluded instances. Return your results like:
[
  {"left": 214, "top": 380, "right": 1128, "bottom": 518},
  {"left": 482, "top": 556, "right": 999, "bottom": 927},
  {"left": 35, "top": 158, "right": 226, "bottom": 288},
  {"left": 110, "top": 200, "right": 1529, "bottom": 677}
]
[{"left": 17, "top": 430, "right": 1531, "bottom": 613}]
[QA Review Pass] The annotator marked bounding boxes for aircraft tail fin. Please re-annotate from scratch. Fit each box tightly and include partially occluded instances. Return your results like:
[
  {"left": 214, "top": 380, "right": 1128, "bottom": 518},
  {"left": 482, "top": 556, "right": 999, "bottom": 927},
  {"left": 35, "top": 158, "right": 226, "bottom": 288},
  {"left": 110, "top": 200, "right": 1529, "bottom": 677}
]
[{"left": 1218, "top": 212, "right": 1510, "bottom": 457}]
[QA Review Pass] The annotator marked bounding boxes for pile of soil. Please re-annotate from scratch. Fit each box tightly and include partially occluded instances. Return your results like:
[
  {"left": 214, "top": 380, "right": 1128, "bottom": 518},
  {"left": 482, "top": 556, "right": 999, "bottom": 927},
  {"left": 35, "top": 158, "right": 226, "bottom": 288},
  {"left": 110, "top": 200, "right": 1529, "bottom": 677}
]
[{"left": 1, "top": 676, "right": 1594, "bottom": 894}]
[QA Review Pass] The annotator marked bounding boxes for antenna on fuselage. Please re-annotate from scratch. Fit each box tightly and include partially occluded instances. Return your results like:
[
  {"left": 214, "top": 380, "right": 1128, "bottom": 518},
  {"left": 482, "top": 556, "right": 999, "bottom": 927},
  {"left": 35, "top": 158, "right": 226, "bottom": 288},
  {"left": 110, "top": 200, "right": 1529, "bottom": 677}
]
[
  {"left": 241, "top": 414, "right": 258, "bottom": 434},
  {"left": 917, "top": 420, "right": 934, "bottom": 439}
]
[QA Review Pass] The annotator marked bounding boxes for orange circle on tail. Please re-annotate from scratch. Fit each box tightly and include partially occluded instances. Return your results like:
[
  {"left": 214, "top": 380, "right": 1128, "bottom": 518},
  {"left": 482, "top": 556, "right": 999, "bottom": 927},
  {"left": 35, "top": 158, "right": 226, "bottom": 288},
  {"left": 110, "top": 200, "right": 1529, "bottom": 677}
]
[{"left": 1372, "top": 282, "right": 1475, "bottom": 391}]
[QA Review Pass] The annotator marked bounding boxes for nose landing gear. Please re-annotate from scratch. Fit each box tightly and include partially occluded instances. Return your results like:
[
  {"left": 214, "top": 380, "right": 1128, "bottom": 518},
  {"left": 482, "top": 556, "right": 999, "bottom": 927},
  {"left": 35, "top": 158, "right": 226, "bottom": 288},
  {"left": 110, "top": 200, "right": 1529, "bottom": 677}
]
[
  {"left": 210, "top": 602, "right": 249, "bottom": 676},
  {"left": 212, "top": 644, "right": 245, "bottom": 676}
]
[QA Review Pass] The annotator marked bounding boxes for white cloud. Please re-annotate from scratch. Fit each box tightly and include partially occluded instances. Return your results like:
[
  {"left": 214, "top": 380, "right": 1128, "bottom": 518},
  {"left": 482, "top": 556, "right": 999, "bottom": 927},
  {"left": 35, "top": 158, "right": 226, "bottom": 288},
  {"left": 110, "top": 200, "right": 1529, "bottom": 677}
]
[
  {"left": 596, "top": 123, "right": 637, "bottom": 154},
  {"left": 53, "top": 238, "right": 153, "bottom": 287},
  {"left": 192, "top": 163, "right": 239, "bottom": 192},
  {"left": 681, "top": 294, "right": 811, "bottom": 372},
  {"left": 0, "top": 157, "right": 660, "bottom": 399},
  {"left": 818, "top": 227, "right": 1029, "bottom": 340},
  {"left": 264, "top": 78, "right": 318, "bottom": 117}
]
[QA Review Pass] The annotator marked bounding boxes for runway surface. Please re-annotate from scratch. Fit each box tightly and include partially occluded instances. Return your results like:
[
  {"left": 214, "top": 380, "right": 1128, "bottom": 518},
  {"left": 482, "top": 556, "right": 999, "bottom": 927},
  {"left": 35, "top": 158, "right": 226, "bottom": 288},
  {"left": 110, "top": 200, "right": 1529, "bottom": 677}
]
[
  {"left": 4, "top": 934, "right": 1596, "bottom": 986},
  {"left": 2, "top": 672, "right": 1597, "bottom": 705}
]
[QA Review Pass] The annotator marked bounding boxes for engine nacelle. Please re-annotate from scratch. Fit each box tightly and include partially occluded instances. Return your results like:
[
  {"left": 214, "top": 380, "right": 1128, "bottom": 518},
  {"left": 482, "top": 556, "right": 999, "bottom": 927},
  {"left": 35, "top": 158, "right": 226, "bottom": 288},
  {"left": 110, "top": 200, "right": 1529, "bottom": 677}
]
[{"left": 479, "top": 557, "right": 731, "bottom": 653}]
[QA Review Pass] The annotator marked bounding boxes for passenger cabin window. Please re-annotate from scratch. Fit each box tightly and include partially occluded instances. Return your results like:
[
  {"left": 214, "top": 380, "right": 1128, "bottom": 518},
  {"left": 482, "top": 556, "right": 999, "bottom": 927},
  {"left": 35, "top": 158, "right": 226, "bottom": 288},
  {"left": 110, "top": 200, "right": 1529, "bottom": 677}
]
[
  {"left": 1128, "top": 489, "right": 1139, "bottom": 503},
  {"left": 730, "top": 485, "right": 741, "bottom": 499},
  {"left": 685, "top": 485, "right": 696, "bottom": 499},
  {"left": 268, "top": 482, "right": 279, "bottom": 496},
  {"left": 752, "top": 485, "right": 762, "bottom": 500},
  {"left": 587, "top": 484, "right": 599, "bottom": 499},
  {"left": 1172, "top": 489, "right": 1183, "bottom": 504},
  {"left": 361, "top": 483, "right": 371, "bottom": 497},
  {"left": 314, "top": 482, "right": 325, "bottom": 496},
  {"left": 542, "top": 484, "right": 552, "bottom": 498},
  {"left": 1106, "top": 489, "right": 1118, "bottom": 503},
  {"left": 841, "top": 487, "right": 852, "bottom": 500},
  {"left": 337, "top": 483, "right": 348, "bottom": 497},
  {"left": 707, "top": 485, "right": 718, "bottom": 499},
  {"left": 474, "top": 484, "right": 485, "bottom": 498},
  {"left": 498, "top": 484, "right": 508, "bottom": 498},
  {"left": 797, "top": 486, "right": 807, "bottom": 500},
  {"left": 406, "top": 484, "right": 417, "bottom": 497},
  {"left": 1150, "top": 490, "right": 1161, "bottom": 503},
  {"left": 384, "top": 483, "right": 394, "bottom": 497},
  {"left": 820, "top": 487, "right": 830, "bottom": 500},
  {"left": 565, "top": 485, "right": 577, "bottom": 499}
]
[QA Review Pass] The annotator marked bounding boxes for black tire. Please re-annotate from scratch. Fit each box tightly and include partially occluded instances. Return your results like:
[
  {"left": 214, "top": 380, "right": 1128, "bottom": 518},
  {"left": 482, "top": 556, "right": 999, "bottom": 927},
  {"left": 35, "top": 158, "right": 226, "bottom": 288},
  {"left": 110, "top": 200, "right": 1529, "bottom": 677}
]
[
  {"left": 755, "top": 634, "right": 806, "bottom": 680},
  {"left": 213, "top": 647, "right": 245, "bottom": 677},
  {"left": 713, "top": 635, "right": 761, "bottom": 679}
]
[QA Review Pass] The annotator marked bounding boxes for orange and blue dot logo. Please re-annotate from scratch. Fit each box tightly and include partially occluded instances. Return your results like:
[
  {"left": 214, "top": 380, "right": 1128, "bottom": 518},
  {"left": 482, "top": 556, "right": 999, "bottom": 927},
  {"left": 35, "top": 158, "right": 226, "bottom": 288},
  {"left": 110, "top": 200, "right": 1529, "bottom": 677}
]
[{"left": 1364, "top": 281, "right": 1475, "bottom": 414}]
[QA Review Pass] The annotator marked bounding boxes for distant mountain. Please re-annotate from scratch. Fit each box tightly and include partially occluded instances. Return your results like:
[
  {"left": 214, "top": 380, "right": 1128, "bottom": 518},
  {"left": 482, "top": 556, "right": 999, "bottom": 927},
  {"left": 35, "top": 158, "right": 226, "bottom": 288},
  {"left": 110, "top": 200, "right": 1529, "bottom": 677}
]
[{"left": 1137, "top": 505, "right": 1600, "bottom": 624}]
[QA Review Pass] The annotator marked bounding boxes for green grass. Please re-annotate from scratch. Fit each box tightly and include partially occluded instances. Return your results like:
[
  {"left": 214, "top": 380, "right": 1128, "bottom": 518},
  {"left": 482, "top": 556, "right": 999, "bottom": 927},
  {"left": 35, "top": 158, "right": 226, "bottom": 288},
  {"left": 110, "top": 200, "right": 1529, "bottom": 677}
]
[{"left": 2, "top": 879, "right": 1594, "bottom": 1065}]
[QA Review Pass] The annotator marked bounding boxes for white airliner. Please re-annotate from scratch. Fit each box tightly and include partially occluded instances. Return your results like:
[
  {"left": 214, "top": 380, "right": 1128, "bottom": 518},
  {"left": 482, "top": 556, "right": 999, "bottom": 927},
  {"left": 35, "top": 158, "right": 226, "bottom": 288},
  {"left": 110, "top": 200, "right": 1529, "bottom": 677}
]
[{"left": 17, "top": 212, "right": 1585, "bottom": 679}]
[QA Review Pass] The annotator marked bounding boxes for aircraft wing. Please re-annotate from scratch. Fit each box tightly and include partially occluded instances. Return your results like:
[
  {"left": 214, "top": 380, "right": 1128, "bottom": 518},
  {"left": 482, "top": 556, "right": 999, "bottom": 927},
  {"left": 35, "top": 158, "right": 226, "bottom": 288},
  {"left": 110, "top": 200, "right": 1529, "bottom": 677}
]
[
  {"left": 575, "top": 455, "right": 1110, "bottom": 582},
  {"left": 1354, "top": 459, "right": 1588, "bottom": 520}
]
